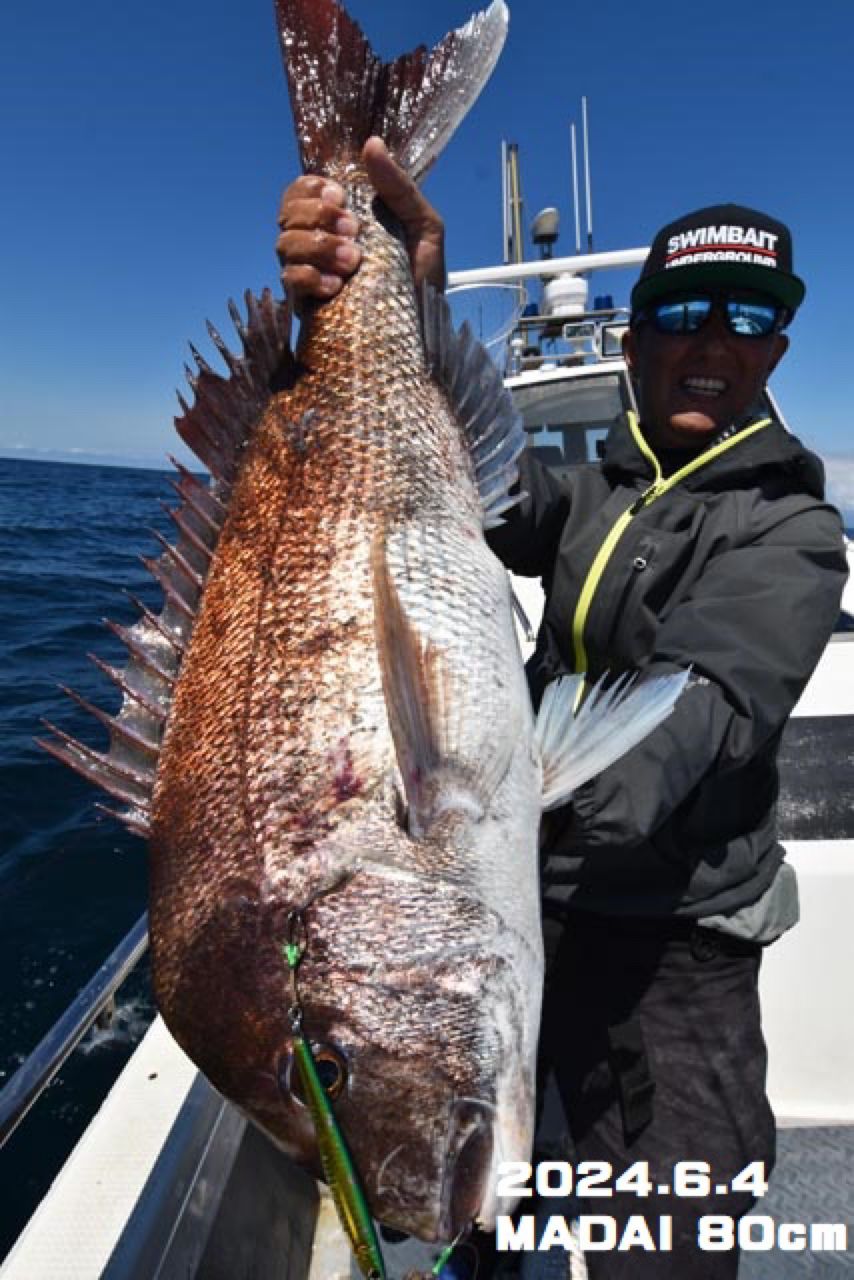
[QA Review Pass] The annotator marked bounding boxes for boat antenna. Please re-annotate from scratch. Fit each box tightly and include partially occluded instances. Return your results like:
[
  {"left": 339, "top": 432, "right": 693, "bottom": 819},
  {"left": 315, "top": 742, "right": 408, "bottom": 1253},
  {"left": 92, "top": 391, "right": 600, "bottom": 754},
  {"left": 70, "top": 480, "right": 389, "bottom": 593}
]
[
  {"left": 582, "top": 95, "right": 594, "bottom": 253},
  {"left": 502, "top": 140, "right": 525, "bottom": 265},
  {"left": 507, "top": 142, "right": 524, "bottom": 265},
  {"left": 501, "top": 140, "right": 526, "bottom": 320},
  {"left": 501, "top": 140, "right": 510, "bottom": 264},
  {"left": 570, "top": 123, "right": 582, "bottom": 254}
]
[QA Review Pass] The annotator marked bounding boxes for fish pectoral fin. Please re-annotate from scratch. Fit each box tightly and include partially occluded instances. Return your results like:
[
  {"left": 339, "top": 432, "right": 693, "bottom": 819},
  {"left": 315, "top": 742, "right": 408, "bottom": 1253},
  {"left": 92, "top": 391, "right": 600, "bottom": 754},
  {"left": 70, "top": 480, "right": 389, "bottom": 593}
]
[
  {"left": 536, "top": 670, "right": 690, "bottom": 810},
  {"left": 372, "top": 536, "right": 445, "bottom": 837},
  {"left": 373, "top": 533, "right": 518, "bottom": 837}
]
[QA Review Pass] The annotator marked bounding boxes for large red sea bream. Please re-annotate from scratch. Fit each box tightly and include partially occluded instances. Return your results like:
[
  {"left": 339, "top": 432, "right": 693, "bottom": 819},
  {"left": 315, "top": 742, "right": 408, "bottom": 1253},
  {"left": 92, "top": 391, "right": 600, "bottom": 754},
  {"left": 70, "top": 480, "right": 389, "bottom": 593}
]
[{"left": 43, "top": 0, "right": 685, "bottom": 1244}]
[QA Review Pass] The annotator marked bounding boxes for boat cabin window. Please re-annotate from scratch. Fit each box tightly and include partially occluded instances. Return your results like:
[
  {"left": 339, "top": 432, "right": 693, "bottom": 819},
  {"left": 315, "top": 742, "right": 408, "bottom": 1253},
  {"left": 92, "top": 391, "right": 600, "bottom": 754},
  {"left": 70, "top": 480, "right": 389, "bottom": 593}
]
[{"left": 512, "top": 373, "right": 632, "bottom": 479}]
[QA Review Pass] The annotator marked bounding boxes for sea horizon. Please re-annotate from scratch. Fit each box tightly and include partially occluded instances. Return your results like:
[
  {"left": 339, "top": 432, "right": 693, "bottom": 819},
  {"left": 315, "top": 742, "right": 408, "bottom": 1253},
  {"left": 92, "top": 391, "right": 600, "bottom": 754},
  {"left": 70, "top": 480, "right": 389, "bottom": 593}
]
[
  {"left": 0, "top": 446, "right": 200, "bottom": 474},
  {"left": 3, "top": 445, "right": 854, "bottom": 530}
]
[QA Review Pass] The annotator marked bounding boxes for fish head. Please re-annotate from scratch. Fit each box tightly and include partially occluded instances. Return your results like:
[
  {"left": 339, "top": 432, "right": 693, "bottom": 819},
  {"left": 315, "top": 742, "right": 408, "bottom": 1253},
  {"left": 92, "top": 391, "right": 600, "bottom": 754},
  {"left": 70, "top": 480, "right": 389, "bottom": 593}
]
[
  {"left": 152, "top": 857, "right": 539, "bottom": 1242},
  {"left": 251, "top": 878, "right": 538, "bottom": 1241},
  {"left": 170, "top": 879, "right": 537, "bottom": 1240},
  {"left": 260, "top": 966, "right": 535, "bottom": 1241}
]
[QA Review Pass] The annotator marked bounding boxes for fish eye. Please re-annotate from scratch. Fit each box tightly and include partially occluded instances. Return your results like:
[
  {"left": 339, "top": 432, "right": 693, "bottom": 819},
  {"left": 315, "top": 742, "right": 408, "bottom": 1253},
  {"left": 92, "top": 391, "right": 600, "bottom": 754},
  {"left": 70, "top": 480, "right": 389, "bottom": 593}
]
[
  {"left": 312, "top": 1045, "right": 348, "bottom": 1099},
  {"left": 278, "top": 1042, "right": 348, "bottom": 1104}
]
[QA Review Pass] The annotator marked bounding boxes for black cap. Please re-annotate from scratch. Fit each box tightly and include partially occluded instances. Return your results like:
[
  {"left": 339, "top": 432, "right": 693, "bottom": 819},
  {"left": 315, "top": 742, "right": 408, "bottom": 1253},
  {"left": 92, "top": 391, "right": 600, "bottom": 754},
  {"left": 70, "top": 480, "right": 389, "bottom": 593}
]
[{"left": 631, "top": 203, "right": 806, "bottom": 315}]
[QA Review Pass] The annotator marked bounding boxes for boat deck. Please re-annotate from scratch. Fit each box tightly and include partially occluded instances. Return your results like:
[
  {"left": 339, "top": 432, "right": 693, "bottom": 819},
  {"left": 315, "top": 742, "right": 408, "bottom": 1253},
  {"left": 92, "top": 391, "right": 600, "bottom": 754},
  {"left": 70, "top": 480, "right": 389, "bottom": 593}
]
[{"left": 739, "top": 1125, "right": 854, "bottom": 1277}]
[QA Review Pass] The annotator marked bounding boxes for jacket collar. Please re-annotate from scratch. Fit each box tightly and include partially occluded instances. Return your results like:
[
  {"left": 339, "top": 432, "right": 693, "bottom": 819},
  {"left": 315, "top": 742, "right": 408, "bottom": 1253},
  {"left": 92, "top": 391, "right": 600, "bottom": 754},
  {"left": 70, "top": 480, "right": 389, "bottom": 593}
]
[{"left": 601, "top": 411, "right": 826, "bottom": 499}]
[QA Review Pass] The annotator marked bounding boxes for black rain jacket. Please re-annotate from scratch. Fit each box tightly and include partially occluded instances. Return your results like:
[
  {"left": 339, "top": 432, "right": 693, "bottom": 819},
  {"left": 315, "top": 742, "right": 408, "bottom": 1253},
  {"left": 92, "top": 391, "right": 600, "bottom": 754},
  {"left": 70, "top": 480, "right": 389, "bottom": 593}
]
[{"left": 487, "top": 412, "right": 848, "bottom": 921}]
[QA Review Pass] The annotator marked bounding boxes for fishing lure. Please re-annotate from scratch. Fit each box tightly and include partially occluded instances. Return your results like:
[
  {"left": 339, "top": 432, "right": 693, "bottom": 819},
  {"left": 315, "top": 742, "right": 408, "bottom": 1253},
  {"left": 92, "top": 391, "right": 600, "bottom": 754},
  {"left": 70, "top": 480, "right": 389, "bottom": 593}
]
[{"left": 282, "top": 916, "right": 387, "bottom": 1280}]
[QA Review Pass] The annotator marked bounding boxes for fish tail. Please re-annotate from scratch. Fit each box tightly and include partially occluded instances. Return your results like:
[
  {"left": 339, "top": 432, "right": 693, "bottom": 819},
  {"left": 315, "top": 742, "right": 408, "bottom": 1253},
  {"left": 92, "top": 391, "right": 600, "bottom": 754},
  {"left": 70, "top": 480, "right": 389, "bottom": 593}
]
[
  {"left": 536, "top": 670, "right": 691, "bottom": 811},
  {"left": 274, "top": 0, "right": 508, "bottom": 182}
]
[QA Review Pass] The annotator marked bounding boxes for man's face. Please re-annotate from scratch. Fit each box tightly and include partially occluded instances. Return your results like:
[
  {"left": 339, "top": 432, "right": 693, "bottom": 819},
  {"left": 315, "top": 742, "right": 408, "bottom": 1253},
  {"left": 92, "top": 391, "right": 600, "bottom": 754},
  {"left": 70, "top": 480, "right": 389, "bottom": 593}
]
[{"left": 622, "top": 292, "right": 789, "bottom": 450}]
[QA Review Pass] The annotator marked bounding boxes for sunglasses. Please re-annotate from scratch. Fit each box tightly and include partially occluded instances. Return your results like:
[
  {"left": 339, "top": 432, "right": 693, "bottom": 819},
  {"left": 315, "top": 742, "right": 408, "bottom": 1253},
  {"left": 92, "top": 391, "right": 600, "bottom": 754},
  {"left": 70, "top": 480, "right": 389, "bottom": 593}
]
[{"left": 636, "top": 293, "right": 789, "bottom": 338}]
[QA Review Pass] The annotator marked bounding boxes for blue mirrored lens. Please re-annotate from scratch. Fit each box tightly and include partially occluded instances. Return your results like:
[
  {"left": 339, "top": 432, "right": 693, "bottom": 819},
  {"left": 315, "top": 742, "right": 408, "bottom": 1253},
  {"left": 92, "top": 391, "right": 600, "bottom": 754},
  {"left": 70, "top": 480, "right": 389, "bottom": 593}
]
[
  {"left": 726, "top": 300, "right": 778, "bottom": 336},
  {"left": 654, "top": 299, "right": 711, "bottom": 334},
  {"left": 650, "top": 295, "right": 779, "bottom": 337}
]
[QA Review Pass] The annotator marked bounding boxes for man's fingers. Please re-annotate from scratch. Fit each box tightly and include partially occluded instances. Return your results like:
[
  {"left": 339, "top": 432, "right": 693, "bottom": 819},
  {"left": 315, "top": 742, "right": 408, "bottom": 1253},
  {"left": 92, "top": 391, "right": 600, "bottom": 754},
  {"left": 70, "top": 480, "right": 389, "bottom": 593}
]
[
  {"left": 280, "top": 263, "right": 344, "bottom": 302},
  {"left": 277, "top": 175, "right": 346, "bottom": 226},
  {"left": 275, "top": 146, "right": 446, "bottom": 300},
  {"left": 275, "top": 174, "right": 362, "bottom": 304},
  {"left": 279, "top": 198, "right": 359, "bottom": 237},
  {"left": 276, "top": 224, "right": 362, "bottom": 306},
  {"left": 275, "top": 228, "right": 362, "bottom": 275}
]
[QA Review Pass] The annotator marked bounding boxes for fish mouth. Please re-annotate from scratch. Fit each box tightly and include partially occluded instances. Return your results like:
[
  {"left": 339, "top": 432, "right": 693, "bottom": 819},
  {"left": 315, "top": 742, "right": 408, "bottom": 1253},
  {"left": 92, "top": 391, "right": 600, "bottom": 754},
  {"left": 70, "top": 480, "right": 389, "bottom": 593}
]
[{"left": 440, "top": 1100, "right": 496, "bottom": 1238}]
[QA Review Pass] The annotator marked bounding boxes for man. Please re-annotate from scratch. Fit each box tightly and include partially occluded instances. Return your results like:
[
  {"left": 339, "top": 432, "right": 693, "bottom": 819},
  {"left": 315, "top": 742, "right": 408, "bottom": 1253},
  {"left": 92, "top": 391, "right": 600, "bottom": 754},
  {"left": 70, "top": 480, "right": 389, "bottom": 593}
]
[{"left": 276, "top": 142, "right": 847, "bottom": 1277}]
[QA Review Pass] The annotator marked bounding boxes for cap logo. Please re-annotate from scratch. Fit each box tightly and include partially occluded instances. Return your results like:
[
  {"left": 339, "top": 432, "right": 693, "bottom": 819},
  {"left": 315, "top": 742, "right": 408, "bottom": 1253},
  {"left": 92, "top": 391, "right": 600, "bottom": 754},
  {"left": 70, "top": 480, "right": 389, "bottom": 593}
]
[
  {"left": 633, "top": 207, "right": 803, "bottom": 312},
  {"left": 665, "top": 225, "right": 779, "bottom": 271}
]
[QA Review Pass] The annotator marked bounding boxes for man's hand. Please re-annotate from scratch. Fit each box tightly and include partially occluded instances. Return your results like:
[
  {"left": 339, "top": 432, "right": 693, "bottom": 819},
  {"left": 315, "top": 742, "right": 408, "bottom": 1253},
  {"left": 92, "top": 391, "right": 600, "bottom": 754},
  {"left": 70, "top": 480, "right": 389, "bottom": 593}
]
[{"left": 276, "top": 137, "right": 446, "bottom": 310}]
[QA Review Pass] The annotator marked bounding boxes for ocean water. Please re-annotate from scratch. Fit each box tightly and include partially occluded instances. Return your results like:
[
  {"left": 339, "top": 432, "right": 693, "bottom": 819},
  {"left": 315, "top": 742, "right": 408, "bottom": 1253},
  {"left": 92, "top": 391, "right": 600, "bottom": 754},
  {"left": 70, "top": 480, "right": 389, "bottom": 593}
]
[{"left": 0, "top": 457, "right": 177, "bottom": 1259}]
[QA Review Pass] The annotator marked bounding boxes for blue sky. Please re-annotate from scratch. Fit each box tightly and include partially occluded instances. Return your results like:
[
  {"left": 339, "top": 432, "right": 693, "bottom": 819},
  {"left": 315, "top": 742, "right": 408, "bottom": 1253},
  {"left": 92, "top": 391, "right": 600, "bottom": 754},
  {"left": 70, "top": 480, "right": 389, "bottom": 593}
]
[{"left": 2, "top": 0, "right": 852, "bottom": 510}]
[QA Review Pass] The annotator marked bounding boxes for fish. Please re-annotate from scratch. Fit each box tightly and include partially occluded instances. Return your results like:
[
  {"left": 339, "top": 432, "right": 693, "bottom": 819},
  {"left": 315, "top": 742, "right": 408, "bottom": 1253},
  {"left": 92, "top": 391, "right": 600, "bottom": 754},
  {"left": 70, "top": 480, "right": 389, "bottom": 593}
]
[{"left": 40, "top": 0, "right": 687, "bottom": 1248}]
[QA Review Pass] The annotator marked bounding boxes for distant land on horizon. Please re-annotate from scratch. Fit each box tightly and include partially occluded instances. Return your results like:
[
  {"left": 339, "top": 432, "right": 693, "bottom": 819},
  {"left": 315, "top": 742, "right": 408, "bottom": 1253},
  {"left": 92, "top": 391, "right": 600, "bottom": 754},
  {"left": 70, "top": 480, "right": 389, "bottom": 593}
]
[{"left": 0, "top": 446, "right": 202, "bottom": 474}]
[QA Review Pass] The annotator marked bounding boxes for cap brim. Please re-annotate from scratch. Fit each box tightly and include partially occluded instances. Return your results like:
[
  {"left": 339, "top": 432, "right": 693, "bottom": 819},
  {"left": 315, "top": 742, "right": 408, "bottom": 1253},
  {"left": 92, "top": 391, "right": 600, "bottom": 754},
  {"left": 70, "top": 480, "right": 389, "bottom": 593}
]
[{"left": 632, "top": 262, "right": 805, "bottom": 314}]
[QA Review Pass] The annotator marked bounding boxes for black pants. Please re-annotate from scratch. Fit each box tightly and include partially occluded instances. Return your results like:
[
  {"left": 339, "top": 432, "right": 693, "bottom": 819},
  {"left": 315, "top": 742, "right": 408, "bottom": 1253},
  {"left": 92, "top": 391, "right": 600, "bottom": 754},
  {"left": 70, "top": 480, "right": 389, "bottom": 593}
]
[{"left": 536, "top": 913, "right": 776, "bottom": 1278}]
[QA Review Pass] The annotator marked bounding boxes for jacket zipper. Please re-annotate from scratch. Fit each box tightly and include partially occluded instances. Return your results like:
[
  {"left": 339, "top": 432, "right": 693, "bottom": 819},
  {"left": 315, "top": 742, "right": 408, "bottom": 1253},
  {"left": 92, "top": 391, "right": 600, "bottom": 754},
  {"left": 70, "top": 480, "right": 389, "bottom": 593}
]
[{"left": 571, "top": 411, "right": 772, "bottom": 674}]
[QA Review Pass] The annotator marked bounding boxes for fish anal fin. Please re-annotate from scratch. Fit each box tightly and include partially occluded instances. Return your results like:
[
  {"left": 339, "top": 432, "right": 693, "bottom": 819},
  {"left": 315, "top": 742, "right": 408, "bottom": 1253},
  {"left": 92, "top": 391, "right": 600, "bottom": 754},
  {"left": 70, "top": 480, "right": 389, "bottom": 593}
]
[
  {"left": 419, "top": 283, "right": 525, "bottom": 527},
  {"left": 536, "top": 670, "right": 690, "bottom": 811}
]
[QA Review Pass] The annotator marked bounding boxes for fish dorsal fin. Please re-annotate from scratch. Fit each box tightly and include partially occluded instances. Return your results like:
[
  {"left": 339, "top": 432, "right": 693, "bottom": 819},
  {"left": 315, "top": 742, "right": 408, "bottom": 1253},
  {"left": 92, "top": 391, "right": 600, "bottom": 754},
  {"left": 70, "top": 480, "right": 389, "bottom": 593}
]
[
  {"left": 275, "top": 0, "right": 508, "bottom": 183},
  {"left": 176, "top": 288, "right": 293, "bottom": 499},
  {"left": 39, "top": 290, "right": 292, "bottom": 836},
  {"left": 420, "top": 282, "right": 526, "bottom": 529}
]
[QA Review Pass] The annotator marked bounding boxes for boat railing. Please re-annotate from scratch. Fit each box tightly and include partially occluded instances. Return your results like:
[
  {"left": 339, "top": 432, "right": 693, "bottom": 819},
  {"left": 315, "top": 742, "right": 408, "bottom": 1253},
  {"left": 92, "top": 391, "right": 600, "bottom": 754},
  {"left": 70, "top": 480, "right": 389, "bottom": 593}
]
[
  {"left": 446, "top": 245, "right": 648, "bottom": 290},
  {"left": 0, "top": 913, "right": 149, "bottom": 1150}
]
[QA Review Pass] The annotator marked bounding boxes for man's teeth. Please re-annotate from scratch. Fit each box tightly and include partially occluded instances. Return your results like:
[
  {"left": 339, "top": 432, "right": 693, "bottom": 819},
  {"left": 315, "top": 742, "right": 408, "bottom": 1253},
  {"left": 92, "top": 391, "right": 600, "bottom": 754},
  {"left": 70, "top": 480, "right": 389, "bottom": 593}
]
[{"left": 681, "top": 377, "right": 727, "bottom": 398}]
